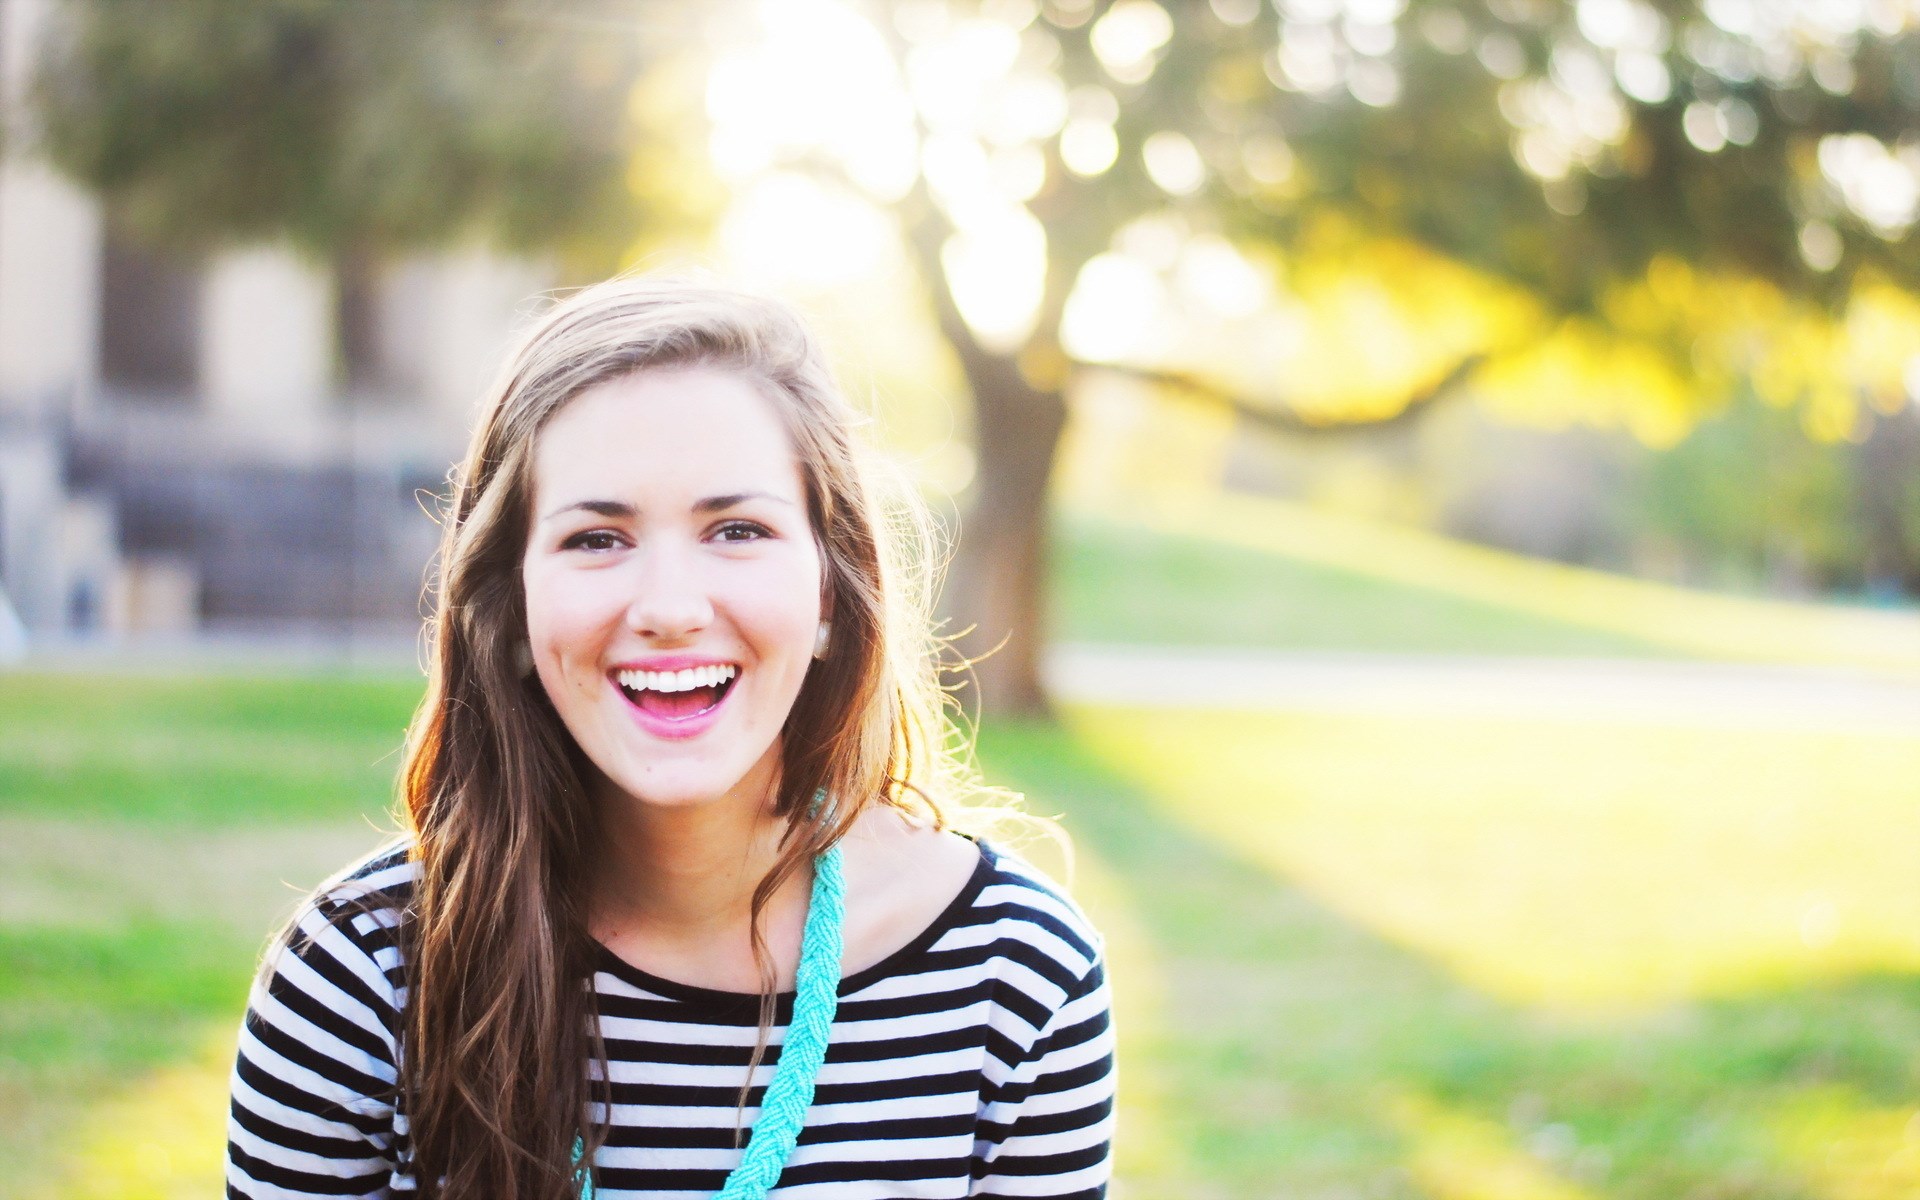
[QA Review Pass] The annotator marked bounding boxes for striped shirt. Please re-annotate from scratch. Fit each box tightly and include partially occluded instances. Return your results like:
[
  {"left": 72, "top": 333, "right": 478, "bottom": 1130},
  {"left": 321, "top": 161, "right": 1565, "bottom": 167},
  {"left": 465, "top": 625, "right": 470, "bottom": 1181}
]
[{"left": 226, "top": 834, "right": 1116, "bottom": 1198}]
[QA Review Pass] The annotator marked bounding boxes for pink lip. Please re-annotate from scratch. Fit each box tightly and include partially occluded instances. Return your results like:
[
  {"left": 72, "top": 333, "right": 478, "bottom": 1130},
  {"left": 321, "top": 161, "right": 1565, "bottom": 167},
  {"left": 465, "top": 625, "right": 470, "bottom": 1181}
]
[{"left": 610, "top": 661, "right": 739, "bottom": 741}]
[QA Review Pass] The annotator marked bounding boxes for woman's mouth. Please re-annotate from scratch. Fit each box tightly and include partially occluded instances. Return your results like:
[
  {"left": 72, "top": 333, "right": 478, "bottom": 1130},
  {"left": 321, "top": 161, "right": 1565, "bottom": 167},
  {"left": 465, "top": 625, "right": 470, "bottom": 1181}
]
[{"left": 612, "top": 663, "right": 740, "bottom": 724}]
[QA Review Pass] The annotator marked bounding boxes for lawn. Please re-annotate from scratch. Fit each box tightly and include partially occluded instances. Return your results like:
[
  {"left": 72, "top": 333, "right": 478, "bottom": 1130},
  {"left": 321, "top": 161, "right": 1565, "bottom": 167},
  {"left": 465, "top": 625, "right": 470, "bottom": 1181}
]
[
  {"left": 5, "top": 667, "right": 1919, "bottom": 1199},
  {"left": 6, "top": 503, "right": 1919, "bottom": 1198},
  {"left": 1055, "top": 495, "right": 1920, "bottom": 675},
  {"left": 0, "top": 673, "right": 419, "bottom": 1200},
  {"left": 979, "top": 711, "right": 1920, "bottom": 1200},
  {"left": 1052, "top": 510, "right": 1678, "bottom": 658}
]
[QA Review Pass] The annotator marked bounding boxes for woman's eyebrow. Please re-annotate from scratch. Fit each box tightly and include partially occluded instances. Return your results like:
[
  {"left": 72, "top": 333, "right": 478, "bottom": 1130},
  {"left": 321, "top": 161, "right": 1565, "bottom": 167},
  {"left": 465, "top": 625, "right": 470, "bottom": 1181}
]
[
  {"left": 692, "top": 491, "right": 797, "bottom": 514},
  {"left": 541, "top": 498, "right": 634, "bottom": 523},
  {"left": 540, "top": 492, "right": 796, "bottom": 523}
]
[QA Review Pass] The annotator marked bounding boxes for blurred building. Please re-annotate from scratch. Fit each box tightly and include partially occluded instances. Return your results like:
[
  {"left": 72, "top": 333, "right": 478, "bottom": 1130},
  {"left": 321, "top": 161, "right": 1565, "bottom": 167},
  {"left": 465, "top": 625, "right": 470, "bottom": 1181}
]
[{"left": 0, "top": 0, "right": 549, "bottom": 642}]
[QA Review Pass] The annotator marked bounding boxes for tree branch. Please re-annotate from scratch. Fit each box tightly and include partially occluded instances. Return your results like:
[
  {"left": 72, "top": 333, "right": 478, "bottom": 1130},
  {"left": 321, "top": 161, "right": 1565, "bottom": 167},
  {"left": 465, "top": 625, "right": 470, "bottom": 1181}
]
[{"left": 1090, "top": 353, "right": 1485, "bottom": 436}]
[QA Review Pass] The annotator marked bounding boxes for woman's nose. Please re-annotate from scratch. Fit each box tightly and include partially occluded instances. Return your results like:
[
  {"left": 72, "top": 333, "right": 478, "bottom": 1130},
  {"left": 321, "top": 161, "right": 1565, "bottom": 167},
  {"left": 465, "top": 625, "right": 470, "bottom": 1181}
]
[{"left": 624, "top": 542, "right": 714, "bottom": 640}]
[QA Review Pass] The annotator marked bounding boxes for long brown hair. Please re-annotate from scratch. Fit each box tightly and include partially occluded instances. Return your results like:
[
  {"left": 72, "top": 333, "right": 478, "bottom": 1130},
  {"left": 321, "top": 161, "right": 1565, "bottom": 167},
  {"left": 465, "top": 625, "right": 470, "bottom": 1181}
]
[{"left": 393, "top": 275, "right": 1000, "bottom": 1198}]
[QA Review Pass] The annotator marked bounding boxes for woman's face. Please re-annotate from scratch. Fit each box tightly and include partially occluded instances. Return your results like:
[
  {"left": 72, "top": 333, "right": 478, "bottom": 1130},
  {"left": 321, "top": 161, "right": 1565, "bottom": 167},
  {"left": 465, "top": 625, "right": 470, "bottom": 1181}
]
[{"left": 521, "top": 365, "right": 825, "bottom": 812}]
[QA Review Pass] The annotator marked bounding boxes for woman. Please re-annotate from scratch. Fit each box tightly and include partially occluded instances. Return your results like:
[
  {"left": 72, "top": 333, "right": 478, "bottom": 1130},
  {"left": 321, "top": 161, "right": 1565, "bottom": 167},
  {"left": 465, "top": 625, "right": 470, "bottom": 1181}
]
[{"left": 225, "top": 276, "right": 1116, "bottom": 1199}]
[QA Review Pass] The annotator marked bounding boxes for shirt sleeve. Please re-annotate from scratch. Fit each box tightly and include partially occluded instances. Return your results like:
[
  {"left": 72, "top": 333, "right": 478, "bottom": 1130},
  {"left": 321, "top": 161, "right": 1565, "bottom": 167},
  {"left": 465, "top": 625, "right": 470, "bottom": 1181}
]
[
  {"left": 970, "top": 956, "right": 1117, "bottom": 1199},
  {"left": 226, "top": 895, "right": 403, "bottom": 1199}
]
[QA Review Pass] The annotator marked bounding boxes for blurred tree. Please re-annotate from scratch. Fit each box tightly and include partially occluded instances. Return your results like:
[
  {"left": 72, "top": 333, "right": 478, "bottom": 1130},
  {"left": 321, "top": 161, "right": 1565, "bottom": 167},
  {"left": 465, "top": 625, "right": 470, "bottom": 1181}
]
[
  {"left": 1633, "top": 390, "right": 1864, "bottom": 592},
  {"left": 731, "top": 0, "right": 1920, "bottom": 712},
  {"left": 32, "top": 0, "right": 648, "bottom": 368},
  {"left": 33, "top": 0, "right": 1920, "bottom": 714}
]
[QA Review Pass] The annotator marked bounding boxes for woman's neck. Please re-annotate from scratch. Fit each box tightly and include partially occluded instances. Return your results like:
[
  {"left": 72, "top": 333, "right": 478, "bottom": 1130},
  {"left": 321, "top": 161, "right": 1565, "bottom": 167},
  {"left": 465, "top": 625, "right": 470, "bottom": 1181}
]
[{"left": 586, "top": 760, "right": 809, "bottom": 945}]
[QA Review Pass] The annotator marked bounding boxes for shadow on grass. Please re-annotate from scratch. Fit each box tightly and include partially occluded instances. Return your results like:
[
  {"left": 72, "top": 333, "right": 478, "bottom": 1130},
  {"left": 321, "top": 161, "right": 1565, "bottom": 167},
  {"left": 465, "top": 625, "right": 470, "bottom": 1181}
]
[{"left": 977, "top": 717, "right": 1920, "bottom": 1200}]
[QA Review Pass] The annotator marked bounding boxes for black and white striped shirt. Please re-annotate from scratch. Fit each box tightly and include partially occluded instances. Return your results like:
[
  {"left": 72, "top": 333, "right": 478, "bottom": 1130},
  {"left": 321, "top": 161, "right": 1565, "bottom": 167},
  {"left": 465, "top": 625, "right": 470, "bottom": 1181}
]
[{"left": 226, "top": 834, "right": 1116, "bottom": 1198}]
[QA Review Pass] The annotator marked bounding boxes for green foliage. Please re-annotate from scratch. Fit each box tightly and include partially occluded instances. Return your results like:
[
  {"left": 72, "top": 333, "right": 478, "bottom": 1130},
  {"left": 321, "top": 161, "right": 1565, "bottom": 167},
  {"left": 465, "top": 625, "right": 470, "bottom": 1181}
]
[
  {"left": 33, "top": 0, "right": 644, "bottom": 263},
  {"left": 1633, "top": 395, "right": 1868, "bottom": 593},
  {"left": 26, "top": 0, "right": 1920, "bottom": 696},
  {"left": 1210, "top": 1, "right": 1920, "bottom": 308}
]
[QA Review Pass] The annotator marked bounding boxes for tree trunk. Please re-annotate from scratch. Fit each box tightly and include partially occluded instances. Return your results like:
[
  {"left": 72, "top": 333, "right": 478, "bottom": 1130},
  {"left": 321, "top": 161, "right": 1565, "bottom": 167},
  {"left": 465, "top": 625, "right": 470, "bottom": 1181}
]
[
  {"left": 333, "top": 241, "right": 383, "bottom": 394},
  {"left": 1856, "top": 401, "right": 1920, "bottom": 596},
  {"left": 940, "top": 345, "right": 1067, "bottom": 721},
  {"left": 893, "top": 186, "right": 1071, "bottom": 721}
]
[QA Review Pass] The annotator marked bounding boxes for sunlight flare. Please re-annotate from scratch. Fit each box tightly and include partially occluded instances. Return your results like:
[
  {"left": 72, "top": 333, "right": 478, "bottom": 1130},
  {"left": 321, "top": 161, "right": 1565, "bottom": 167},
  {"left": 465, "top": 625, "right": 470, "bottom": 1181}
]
[
  {"left": 716, "top": 173, "right": 895, "bottom": 288},
  {"left": 941, "top": 205, "right": 1048, "bottom": 351}
]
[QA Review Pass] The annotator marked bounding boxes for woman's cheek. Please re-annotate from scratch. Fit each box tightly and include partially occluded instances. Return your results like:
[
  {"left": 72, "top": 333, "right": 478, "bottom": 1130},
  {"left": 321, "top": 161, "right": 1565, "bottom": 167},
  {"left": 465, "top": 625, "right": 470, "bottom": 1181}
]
[
  {"left": 735, "top": 558, "right": 822, "bottom": 647},
  {"left": 526, "top": 565, "right": 615, "bottom": 679}
]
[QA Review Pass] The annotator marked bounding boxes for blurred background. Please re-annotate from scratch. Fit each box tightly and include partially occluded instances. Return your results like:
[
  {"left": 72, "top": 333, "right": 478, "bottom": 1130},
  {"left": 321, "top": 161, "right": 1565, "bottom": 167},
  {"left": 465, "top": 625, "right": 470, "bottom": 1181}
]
[{"left": 3, "top": 0, "right": 1920, "bottom": 1195}]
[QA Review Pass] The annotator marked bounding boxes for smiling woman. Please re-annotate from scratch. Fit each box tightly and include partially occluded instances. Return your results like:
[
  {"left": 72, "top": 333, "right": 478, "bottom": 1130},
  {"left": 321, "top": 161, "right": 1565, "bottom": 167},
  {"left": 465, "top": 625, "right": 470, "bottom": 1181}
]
[
  {"left": 222, "top": 276, "right": 1115, "bottom": 1200},
  {"left": 523, "top": 370, "right": 825, "bottom": 810}
]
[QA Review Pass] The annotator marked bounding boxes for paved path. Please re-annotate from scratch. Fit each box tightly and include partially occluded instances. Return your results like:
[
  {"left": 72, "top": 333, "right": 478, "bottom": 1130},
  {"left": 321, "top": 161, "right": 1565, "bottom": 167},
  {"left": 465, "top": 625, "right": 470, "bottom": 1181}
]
[
  {"left": 11, "top": 628, "right": 424, "bottom": 673},
  {"left": 1046, "top": 644, "right": 1920, "bottom": 734}
]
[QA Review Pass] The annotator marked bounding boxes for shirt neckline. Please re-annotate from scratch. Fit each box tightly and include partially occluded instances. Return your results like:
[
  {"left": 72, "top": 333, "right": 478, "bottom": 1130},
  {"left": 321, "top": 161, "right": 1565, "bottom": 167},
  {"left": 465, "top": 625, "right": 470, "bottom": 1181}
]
[{"left": 590, "top": 833, "right": 997, "bottom": 1007}]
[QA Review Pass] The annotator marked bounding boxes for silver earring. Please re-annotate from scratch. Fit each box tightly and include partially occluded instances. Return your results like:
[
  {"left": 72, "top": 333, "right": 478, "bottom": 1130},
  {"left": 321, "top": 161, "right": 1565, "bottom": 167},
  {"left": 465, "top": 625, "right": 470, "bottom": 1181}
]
[
  {"left": 512, "top": 640, "right": 534, "bottom": 677},
  {"left": 812, "top": 621, "right": 831, "bottom": 660}
]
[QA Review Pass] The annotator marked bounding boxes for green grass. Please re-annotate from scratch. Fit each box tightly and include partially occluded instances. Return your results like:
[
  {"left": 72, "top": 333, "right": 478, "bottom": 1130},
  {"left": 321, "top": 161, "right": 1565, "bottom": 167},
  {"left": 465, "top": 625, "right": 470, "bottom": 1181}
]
[
  {"left": 0, "top": 923, "right": 260, "bottom": 1200},
  {"left": 0, "top": 924, "right": 246, "bottom": 1071},
  {"left": 0, "top": 670, "right": 414, "bottom": 1198},
  {"left": 979, "top": 712, "right": 1920, "bottom": 1200},
  {"left": 1055, "top": 493, "right": 1920, "bottom": 676},
  {"left": 3, "top": 656, "right": 1920, "bottom": 1198},
  {"left": 0, "top": 673, "right": 420, "bottom": 825},
  {"left": 1052, "top": 510, "right": 1678, "bottom": 656}
]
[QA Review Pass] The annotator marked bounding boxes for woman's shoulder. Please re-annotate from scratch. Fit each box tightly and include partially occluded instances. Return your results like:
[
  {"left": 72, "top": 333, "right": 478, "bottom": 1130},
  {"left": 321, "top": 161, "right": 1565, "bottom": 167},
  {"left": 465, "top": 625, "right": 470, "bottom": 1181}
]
[
  {"left": 950, "top": 836, "right": 1112, "bottom": 1061},
  {"left": 967, "top": 835, "right": 1107, "bottom": 980},
  {"left": 268, "top": 836, "right": 419, "bottom": 980},
  {"left": 849, "top": 807, "right": 1104, "bottom": 984},
  {"left": 243, "top": 837, "right": 420, "bottom": 1080},
  {"left": 305, "top": 836, "right": 419, "bottom": 924}
]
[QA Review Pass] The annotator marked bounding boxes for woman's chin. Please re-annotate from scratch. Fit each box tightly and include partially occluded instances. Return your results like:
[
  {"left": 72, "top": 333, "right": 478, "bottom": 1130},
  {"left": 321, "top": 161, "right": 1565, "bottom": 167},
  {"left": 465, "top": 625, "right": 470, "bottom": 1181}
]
[
  {"left": 589, "top": 756, "right": 775, "bottom": 814},
  {"left": 597, "top": 774, "right": 734, "bottom": 810}
]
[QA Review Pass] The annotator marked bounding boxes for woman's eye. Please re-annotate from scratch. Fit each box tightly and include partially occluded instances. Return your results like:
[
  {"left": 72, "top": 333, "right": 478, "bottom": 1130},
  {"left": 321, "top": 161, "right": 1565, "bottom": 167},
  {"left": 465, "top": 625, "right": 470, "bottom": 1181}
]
[
  {"left": 714, "top": 521, "right": 772, "bottom": 543},
  {"left": 562, "top": 530, "right": 623, "bottom": 552}
]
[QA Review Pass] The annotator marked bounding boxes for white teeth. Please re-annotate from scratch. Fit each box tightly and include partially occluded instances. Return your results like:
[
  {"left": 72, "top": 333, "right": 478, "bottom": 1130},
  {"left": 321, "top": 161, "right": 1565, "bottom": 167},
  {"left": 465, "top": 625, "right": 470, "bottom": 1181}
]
[{"left": 616, "top": 664, "right": 738, "bottom": 694}]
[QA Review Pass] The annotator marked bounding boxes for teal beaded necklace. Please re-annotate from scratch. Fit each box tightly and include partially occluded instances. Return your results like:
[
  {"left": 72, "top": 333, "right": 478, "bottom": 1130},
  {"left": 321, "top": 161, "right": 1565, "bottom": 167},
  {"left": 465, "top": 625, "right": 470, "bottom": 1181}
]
[{"left": 571, "top": 840, "right": 846, "bottom": 1200}]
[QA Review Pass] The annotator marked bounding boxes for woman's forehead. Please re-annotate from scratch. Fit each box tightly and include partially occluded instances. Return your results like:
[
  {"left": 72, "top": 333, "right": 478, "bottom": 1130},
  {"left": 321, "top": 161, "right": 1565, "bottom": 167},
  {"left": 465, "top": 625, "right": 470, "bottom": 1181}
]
[{"left": 531, "top": 366, "right": 808, "bottom": 505}]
